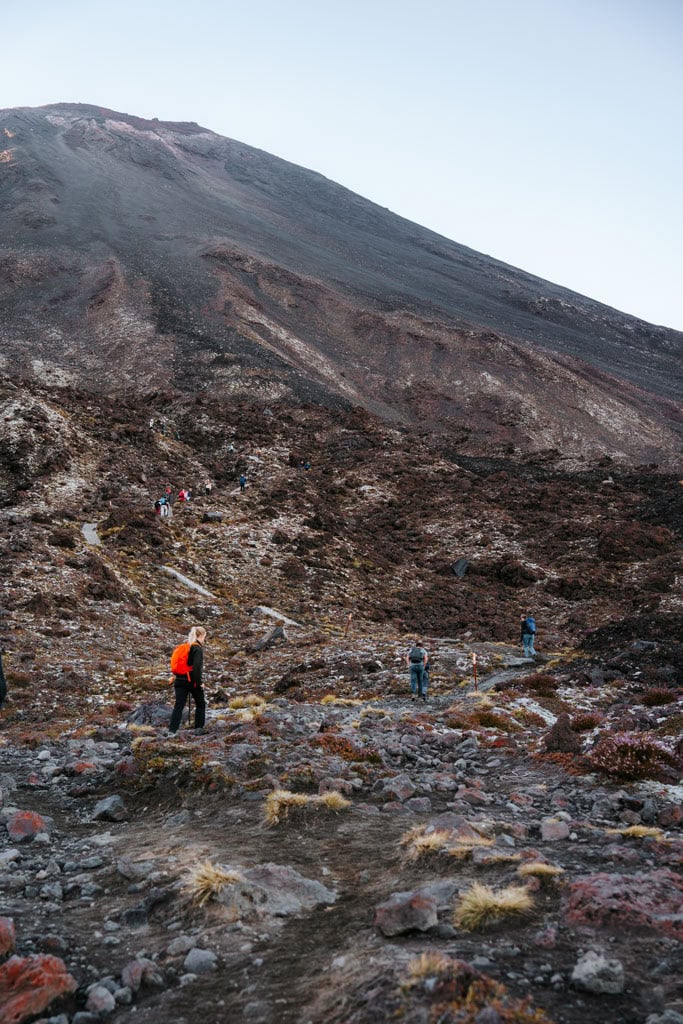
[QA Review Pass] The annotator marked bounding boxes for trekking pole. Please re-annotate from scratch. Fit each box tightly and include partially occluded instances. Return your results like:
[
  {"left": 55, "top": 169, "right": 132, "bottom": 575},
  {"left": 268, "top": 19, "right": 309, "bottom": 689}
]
[
  {"left": 472, "top": 652, "right": 478, "bottom": 692},
  {"left": 187, "top": 691, "right": 193, "bottom": 729}
]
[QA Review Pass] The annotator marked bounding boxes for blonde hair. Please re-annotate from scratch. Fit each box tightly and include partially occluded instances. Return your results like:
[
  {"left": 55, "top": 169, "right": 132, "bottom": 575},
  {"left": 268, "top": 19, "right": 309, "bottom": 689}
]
[{"left": 188, "top": 626, "right": 207, "bottom": 645}]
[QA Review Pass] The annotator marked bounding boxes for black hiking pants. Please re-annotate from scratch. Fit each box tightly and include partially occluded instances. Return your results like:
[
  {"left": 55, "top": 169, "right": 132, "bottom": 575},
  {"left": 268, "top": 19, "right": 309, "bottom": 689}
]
[{"left": 170, "top": 681, "right": 206, "bottom": 732}]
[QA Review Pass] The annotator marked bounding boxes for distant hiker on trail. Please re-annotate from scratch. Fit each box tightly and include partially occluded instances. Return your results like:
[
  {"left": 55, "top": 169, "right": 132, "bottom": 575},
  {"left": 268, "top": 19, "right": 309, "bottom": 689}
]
[
  {"left": 0, "top": 649, "right": 7, "bottom": 711},
  {"left": 521, "top": 614, "right": 537, "bottom": 658},
  {"left": 239, "top": 474, "right": 247, "bottom": 493},
  {"left": 168, "top": 626, "right": 207, "bottom": 734},
  {"left": 406, "top": 641, "right": 428, "bottom": 702},
  {"left": 423, "top": 654, "right": 431, "bottom": 696},
  {"left": 204, "top": 479, "right": 213, "bottom": 496}
]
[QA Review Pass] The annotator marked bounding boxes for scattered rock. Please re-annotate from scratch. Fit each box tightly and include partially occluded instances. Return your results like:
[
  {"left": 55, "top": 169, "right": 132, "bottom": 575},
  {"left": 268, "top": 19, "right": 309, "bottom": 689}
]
[
  {"left": 374, "top": 890, "right": 439, "bottom": 936},
  {"left": 0, "top": 918, "right": 16, "bottom": 957},
  {"left": 183, "top": 948, "right": 217, "bottom": 974},
  {"left": 571, "top": 949, "right": 625, "bottom": 994},
  {"left": 92, "top": 795, "right": 128, "bottom": 822}
]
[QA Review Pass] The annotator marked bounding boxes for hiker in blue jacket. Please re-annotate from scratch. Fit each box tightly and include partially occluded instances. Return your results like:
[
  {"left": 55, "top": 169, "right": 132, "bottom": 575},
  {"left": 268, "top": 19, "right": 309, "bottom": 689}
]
[
  {"left": 521, "top": 615, "right": 537, "bottom": 658},
  {"left": 406, "top": 641, "right": 429, "bottom": 702}
]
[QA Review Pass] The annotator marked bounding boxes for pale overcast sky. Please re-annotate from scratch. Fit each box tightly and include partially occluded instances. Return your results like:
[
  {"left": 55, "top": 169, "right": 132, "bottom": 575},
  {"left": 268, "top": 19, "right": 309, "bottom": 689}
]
[{"left": 4, "top": 0, "right": 683, "bottom": 330}]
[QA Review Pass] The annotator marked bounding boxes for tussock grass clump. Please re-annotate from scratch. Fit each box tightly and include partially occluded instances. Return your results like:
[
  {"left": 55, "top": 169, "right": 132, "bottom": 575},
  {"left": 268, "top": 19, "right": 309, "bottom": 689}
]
[
  {"left": 321, "top": 695, "right": 362, "bottom": 706},
  {"left": 264, "top": 788, "right": 351, "bottom": 825},
  {"left": 183, "top": 860, "right": 243, "bottom": 906},
  {"left": 406, "top": 951, "right": 453, "bottom": 981},
  {"left": 453, "top": 882, "right": 534, "bottom": 930},
  {"left": 606, "top": 824, "right": 664, "bottom": 839},
  {"left": 401, "top": 827, "right": 452, "bottom": 861},
  {"left": 229, "top": 694, "right": 266, "bottom": 709},
  {"left": 518, "top": 862, "right": 564, "bottom": 884},
  {"left": 401, "top": 825, "right": 493, "bottom": 863},
  {"left": 319, "top": 791, "right": 351, "bottom": 812},
  {"left": 447, "top": 835, "right": 495, "bottom": 861}
]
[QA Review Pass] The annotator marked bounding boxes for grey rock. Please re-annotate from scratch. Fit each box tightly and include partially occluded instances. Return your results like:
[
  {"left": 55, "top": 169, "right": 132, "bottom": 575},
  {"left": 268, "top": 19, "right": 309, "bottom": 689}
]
[
  {"left": 572, "top": 950, "right": 625, "bottom": 994},
  {"left": 374, "top": 890, "right": 439, "bottom": 936},
  {"left": 166, "top": 934, "right": 197, "bottom": 956},
  {"left": 646, "top": 1014, "right": 683, "bottom": 1024},
  {"left": 183, "top": 947, "right": 218, "bottom": 974},
  {"left": 92, "top": 795, "right": 128, "bottom": 822},
  {"left": 86, "top": 985, "right": 117, "bottom": 1014}
]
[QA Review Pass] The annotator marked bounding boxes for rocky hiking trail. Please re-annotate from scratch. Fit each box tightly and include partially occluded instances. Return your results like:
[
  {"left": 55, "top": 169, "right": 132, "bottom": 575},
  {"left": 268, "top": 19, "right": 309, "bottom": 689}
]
[
  {"left": 0, "top": 383, "right": 681, "bottom": 1023},
  {"left": 1, "top": 642, "right": 682, "bottom": 1024}
]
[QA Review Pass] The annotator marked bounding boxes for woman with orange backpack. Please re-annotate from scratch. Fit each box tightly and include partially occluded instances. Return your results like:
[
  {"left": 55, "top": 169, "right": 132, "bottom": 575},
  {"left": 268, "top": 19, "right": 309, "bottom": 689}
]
[{"left": 168, "top": 626, "right": 207, "bottom": 734}]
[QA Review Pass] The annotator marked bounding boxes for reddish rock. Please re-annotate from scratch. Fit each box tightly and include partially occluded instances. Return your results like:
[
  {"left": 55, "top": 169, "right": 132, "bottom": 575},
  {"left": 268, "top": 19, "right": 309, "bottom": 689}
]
[
  {"left": 566, "top": 868, "right": 683, "bottom": 939},
  {"left": 657, "top": 803, "right": 682, "bottom": 828},
  {"left": 6, "top": 811, "right": 47, "bottom": 843},
  {"left": 0, "top": 918, "right": 15, "bottom": 957},
  {"left": 374, "top": 891, "right": 438, "bottom": 936},
  {"left": 0, "top": 954, "right": 77, "bottom": 1023},
  {"left": 532, "top": 926, "right": 557, "bottom": 948}
]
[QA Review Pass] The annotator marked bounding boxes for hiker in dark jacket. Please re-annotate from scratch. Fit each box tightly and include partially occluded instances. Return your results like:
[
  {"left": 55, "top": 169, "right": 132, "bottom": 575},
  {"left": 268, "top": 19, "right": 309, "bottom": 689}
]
[
  {"left": 169, "top": 626, "right": 206, "bottom": 733},
  {"left": 521, "top": 615, "right": 537, "bottom": 658},
  {"left": 0, "top": 649, "right": 6, "bottom": 711},
  {"left": 405, "top": 641, "right": 428, "bottom": 702}
]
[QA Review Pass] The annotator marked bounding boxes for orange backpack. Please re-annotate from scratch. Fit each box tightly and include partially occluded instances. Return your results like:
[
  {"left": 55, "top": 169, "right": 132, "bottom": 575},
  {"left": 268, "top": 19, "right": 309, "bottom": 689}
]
[{"left": 170, "top": 642, "right": 192, "bottom": 680}]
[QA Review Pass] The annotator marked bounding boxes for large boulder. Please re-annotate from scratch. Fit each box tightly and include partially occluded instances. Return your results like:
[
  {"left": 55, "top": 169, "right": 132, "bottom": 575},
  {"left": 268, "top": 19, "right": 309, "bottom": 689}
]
[
  {"left": 0, "top": 954, "right": 77, "bottom": 1024},
  {"left": 566, "top": 869, "right": 683, "bottom": 939}
]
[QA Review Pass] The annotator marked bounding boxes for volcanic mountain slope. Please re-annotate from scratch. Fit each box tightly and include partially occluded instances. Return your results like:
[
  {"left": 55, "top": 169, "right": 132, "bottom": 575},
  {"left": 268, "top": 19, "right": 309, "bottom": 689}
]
[{"left": 0, "top": 103, "right": 681, "bottom": 466}]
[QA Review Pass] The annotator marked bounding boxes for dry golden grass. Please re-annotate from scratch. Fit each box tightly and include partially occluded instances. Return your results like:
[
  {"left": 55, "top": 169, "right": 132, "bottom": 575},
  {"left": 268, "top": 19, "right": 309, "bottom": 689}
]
[
  {"left": 447, "top": 835, "right": 495, "bottom": 861},
  {"left": 321, "top": 695, "right": 362, "bottom": 706},
  {"left": 319, "top": 791, "right": 352, "bottom": 812},
  {"left": 517, "top": 862, "right": 565, "bottom": 883},
  {"left": 401, "top": 825, "right": 493, "bottom": 862},
  {"left": 183, "top": 860, "right": 243, "bottom": 907},
  {"left": 406, "top": 951, "right": 452, "bottom": 982},
  {"left": 402, "top": 829, "right": 453, "bottom": 861},
  {"left": 453, "top": 883, "right": 534, "bottom": 930},
  {"left": 229, "top": 694, "right": 267, "bottom": 709},
  {"left": 264, "top": 788, "right": 351, "bottom": 825},
  {"left": 360, "top": 706, "right": 389, "bottom": 718},
  {"left": 606, "top": 825, "right": 664, "bottom": 839}
]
